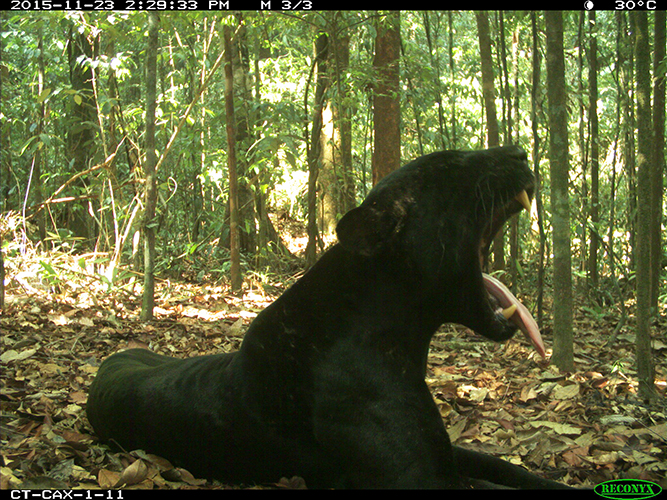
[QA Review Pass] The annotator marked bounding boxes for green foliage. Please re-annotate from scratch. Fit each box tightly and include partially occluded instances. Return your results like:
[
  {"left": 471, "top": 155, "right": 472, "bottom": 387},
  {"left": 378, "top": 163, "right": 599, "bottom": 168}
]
[{"left": 0, "top": 10, "right": 664, "bottom": 303}]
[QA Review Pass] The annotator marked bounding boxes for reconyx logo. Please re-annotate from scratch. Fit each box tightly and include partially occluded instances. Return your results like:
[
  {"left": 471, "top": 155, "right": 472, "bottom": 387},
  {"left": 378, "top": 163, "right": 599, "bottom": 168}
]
[{"left": 594, "top": 479, "right": 662, "bottom": 500}]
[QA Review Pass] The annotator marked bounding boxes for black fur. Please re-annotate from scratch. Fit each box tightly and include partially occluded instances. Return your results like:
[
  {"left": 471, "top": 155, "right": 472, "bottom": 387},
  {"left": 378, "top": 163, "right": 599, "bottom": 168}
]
[{"left": 87, "top": 146, "right": 568, "bottom": 489}]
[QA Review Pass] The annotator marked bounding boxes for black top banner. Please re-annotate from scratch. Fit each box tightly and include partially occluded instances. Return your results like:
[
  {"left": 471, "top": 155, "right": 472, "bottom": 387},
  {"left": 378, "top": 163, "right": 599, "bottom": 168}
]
[
  {"left": 7, "top": 0, "right": 309, "bottom": 10},
  {"left": 5, "top": 0, "right": 665, "bottom": 10}
]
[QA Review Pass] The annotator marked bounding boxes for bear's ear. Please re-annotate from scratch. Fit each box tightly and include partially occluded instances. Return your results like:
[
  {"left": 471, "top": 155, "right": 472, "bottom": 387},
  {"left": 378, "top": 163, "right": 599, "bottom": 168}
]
[{"left": 336, "top": 201, "right": 407, "bottom": 257}]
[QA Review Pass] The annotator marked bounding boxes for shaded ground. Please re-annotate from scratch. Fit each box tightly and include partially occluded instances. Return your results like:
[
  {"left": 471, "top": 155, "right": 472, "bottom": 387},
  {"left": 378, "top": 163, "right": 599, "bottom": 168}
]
[{"left": 1, "top": 248, "right": 665, "bottom": 490}]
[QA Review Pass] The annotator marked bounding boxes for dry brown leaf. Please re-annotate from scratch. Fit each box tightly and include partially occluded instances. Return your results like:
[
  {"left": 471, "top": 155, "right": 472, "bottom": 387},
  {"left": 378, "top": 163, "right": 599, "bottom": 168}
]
[
  {"left": 448, "top": 418, "right": 467, "bottom": 442},
  {"left": 2, "top": 255, "right": 664, "bottom": 489},
  {"left": 227, "top": 318, "right": 245, "bottom": 336},
  {"left": 552, "top": 383, "right": 580, "bottom": 400},
  {"left": 48, "top": 314, "right": 71, "bottom": 325},
  {"left": 69, "top": 391, "right": 87, "bottom": 404},
  {"left": 562, "top": 446, "right": 589, "bottom": 467},
  {"left": 590, "top": 451, "right": 620, "bottom": 465},
  {"left": 40, "top": 362, "right": 68, "bottom": 375},
  {"left": 519, "top": 384, "right": 538, "bottom": 402},
  {"left": 176, "top": 467, "right": 207, "bottom": 486},
  {"left": 117, "top": 459, "right": 148, "bottom": 487},
  {"left": 1, "top": 348, "right": 37, "bottom": 363},
  {"left": 78, "top": 317, "right": 95, "bottom": 327},
  {"left": 98, "top": 469, "right": 120, "bottom": 489},
  {"left": 528, "top": 421, "right": 582, "bottom": 435},
  {"left": 143, "top": 453, "right": 174, "bottom": 471}
]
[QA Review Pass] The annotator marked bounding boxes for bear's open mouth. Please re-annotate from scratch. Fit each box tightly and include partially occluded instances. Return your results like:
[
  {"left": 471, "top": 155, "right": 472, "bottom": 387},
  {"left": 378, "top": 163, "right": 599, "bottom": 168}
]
[{"left": 479, "top": 188, "right": 546, "bottom": 358}]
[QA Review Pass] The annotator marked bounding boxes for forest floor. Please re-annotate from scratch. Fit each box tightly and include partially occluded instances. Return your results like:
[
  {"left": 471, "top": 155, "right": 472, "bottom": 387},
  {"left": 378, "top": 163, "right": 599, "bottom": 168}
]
[{"left": 1, "top": 238, "right": 666, "bottom": 490}]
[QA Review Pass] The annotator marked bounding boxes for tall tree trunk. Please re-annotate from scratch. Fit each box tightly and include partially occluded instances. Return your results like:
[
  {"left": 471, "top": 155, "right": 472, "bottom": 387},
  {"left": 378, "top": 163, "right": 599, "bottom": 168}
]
[
  {"left": 320, "top": 13, "right": 354, "bottom": 234},
  {"left": 336, "top": 26, "right": 355, "bottom": 215},
  {"left": 511, "top": 26, "right": 520, "bottom": 144},
  {"left": 253, "top": 43, "right": 269, "bottom": 268},
  {"left": 530, "top": 12, "right": 546, "bottom": 328},
  {"left": 34, "top": 25, "right": 47, "bottom": 244},
  {"left": 224, "top": 24, "right": 242, "bottom": 294},
  {"left": 588, "top": 11, "right": 600, "bottom": 290},
  {"left": 498, "top": 12, "right": 511, "bottom": 145},
  {"left": 632, "top": 12, "right": 657, "bottom": 400},
  {"left": 372, "top": 11, "right": 400, "bottom": 185},
  {"left": 618, "top": 13, "right": 637, "bottom": 272},
  {"left": 192, "top": 19, "right": 215, "bottom": 243},
  {"left": 577, "top": 13, "right": 588, "bottom": 282},
  {"left": 448, "top": 11, "right": 457, "bottom": 149},
  {"left": 476, "top": 12, "right": 500, "bottom": 149},
  {"left": 609, "top": 13, "right": 626, "bottom": 277},
  {"left": 305, "top": 32, "right": 328, "bottom": 267},
  {"left": 0, "top": 18, "right": 4, "bottom": 310},
  {"left": 476, "top": 11, "right": 504, "bottom": 272},
  {"left": 545, "top": 11, "right": 574, "bottom": 372},
  {"left": 67, "top": 23, "right": 98, "bottom": 244},
  {"left": 140, "top": 12, "right": 159, "bottom": 321},
  {"left": 231, "top": 17, "right": 257, "bottom": 255},
  {"left": 320, "top": 99, "right": 337, "bottom": 235},
  {"left": 650, "top": 11, "right": 665, "bottom": 313},
  {"left": 508, "top": 20, "right": 520, "bottom": 290},
  {"left": 423, "top": 11, "right": 448, "bottom": 149}
]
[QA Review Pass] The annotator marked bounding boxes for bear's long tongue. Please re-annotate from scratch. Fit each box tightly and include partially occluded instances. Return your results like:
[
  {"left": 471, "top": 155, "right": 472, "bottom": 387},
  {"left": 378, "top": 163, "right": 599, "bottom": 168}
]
[{"left": 482, "top": 273, "right": 546, "bottom": 358}]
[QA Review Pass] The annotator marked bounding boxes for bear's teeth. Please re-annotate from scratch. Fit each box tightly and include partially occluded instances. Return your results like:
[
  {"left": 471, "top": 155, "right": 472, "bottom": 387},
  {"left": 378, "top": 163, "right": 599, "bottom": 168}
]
[{"left": 515, "top": 190, "right": 531, "bottom": 212}]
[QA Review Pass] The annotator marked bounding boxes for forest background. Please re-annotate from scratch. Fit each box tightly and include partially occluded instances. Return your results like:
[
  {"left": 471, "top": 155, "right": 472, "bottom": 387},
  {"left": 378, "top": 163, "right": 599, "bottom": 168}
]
[{"left": 0, "top": 10, "right": 665, "bottom": 489}]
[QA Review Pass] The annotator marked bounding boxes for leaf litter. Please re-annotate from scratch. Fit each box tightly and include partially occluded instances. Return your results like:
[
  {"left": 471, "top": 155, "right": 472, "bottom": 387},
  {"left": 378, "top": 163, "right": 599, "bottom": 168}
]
[{"left": 1, "top": 254, "right": 666, "bottom": 489}]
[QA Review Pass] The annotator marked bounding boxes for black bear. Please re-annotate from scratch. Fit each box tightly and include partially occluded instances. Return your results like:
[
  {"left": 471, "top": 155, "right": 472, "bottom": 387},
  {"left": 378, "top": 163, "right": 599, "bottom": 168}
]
[{"left": 87, "top": 146, "right": 567, "bottom": 489}]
